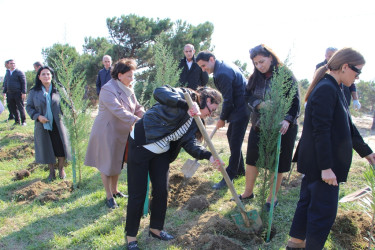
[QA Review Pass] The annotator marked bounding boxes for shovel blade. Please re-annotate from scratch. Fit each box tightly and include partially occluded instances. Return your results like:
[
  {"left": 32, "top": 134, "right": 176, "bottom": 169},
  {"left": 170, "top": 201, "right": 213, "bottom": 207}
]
[
  {"left": 231, "top": 209, "right": 262, "bottom": 234},
  {"left": 181, "top": 159, "right": 200, "bottom": 178}
]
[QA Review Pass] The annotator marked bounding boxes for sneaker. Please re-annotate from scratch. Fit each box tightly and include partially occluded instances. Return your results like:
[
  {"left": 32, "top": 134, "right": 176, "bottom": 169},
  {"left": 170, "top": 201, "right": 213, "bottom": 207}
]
[{"left": 212, "top": 178, "right": 230, "bottom": 190}]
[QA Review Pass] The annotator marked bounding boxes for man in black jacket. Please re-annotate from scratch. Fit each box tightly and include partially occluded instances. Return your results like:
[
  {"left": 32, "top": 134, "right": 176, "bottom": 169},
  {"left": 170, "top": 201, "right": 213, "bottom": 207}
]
[
  {"left": 178, "top": 44, "right": 208, "bottom": 90},
  {"left": 196, "top": 51, "right": 250, "bottom": 189},
  {"left": 2, "top": 60, "right": 27, "bottom": 125},
  {"left": 2, "top": 60, "right": 15, "bottom": 121}
]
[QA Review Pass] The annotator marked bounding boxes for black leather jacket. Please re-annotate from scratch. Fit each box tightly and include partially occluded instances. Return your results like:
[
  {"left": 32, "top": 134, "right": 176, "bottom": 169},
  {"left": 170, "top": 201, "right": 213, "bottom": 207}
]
[{"left": 141, "top": 85, "right": 212, "bottom": 162}]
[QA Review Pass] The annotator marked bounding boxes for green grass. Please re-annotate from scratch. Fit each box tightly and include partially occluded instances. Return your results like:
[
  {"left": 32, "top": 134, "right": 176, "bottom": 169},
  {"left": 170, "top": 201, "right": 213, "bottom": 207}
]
[{"left": 0, "top": 109, "right": 372, "bottom": 249}]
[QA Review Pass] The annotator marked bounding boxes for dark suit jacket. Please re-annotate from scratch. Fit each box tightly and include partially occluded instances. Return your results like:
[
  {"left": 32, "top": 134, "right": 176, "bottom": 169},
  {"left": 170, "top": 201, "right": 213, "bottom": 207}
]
[
  {"left": 296, "top": 74, "right": 372, "bottom": 182},
  {"left": 213, "top": 60, "right": 249, "bottom": 122},
  {"left": 178, "top": 56, "right": 208, "bottom": 90},
  {"left": 3, "top": 69, "right": 26, "bottom": 94},
  {"left": 96, "top": 67, "right": 111, "bottom": 95}
]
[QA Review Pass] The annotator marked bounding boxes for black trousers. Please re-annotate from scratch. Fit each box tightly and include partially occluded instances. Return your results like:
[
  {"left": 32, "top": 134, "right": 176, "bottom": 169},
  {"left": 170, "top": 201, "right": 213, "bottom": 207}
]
[
  {"left": 125, "top": 126, "right": 171, "bottom": 237},
  {"left": 225, "top": 115, "right": 249, "bottom": 179},
  {"left": 5, "top": 93, "right": 15, "bottom": 119},
  {"left": 289, "top": 176, "right": 339, "bottom": 249},
  {"left": 7, "top": 92, "right": 26, "bottom": 123}
]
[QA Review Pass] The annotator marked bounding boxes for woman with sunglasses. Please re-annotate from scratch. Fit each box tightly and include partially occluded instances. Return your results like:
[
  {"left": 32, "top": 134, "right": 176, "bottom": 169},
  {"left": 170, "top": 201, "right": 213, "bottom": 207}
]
[
  {"left": 125, "top": 85, "right": 222, "bottom": 250},
  {"left": 238, "top": 44, "right": 300, "bottom": 211},
  {"left": 286, "top": 48, "right": 375, "bottom": 249}
]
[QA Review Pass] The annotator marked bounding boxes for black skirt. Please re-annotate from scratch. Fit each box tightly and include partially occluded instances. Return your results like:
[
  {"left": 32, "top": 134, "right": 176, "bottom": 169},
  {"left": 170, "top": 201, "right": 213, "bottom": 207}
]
[
  {"left": 48, "top": 120, "right": 65, "bottom": 158},
  {"left": 246, "top": 125, "right": 298, "bottom": 173}
]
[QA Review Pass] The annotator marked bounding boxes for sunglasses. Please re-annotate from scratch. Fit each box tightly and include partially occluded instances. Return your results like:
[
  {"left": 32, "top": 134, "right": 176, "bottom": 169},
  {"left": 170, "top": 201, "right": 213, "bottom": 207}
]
[{"left": 348, "top": 64, "right": 361, "bottom": 77}]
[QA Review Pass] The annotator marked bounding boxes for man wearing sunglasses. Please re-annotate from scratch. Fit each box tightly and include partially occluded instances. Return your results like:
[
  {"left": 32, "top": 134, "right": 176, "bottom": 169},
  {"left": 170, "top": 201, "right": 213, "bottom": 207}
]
[{"left": 316, "top": 47, "right": 361, "bottom": 110}]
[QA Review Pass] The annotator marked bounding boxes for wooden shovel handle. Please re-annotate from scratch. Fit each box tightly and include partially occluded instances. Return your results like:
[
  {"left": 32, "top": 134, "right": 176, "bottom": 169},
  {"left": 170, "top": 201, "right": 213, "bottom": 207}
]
[{"left": 184, "top": 93, "right": 250, "bottom": 226}]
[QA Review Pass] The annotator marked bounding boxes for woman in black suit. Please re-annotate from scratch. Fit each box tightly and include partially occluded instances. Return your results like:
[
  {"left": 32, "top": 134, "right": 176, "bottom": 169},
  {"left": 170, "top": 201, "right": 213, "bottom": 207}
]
[{"left": 286, "top": 48, "right": 375, "bottom": 249}]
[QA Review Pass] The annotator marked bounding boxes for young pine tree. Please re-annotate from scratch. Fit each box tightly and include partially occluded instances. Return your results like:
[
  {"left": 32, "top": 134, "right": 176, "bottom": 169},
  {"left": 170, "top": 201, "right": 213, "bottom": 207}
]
[{"left": 52, "top": 51, "right": 93, "bottom": 188}]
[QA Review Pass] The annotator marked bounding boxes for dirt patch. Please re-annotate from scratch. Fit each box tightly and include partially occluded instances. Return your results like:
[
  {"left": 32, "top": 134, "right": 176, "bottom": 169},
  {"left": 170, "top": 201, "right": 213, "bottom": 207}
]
[
  {"left": 168, "top": 172, "right": 216, "bottom": 208},
  {"left": 13, "top": 180, "right": 73, "bottom": 204},
  {"left": 331, "top": 210, "right": 372, "bottom": 249},
  {"left": 186, "top": 195, "right": 210, "bottom": 211},
  {"left": 0, "top": 144, "right": 34, "bottom": 161}
]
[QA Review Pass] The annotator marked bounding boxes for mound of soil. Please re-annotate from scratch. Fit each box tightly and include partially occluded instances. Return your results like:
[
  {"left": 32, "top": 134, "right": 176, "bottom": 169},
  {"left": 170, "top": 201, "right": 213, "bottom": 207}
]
[
  {"left": 331, "top": 210, "right": 372, "bottom": 249},
  {"left": 168, "top": 172, "right": 216, "bottom": 207},
  {"left": 186, "top": 195, "right": 210, "bottom": 211},
  {"left": 13, "top": 162, "right": 41, "bottom": 181},
  {"left": 13, "top": 180, "right": 73, "bottom": 204}
]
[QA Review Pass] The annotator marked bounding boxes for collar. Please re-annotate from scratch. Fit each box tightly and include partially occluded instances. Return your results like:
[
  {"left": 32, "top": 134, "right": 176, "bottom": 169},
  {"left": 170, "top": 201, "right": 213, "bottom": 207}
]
[{"left": 116, "top": 80, "right": 133, "bottom": 97}]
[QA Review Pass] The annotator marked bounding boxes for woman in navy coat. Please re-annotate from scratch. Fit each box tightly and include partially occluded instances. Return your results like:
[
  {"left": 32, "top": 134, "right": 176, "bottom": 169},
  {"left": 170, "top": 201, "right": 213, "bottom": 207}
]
[{"left": 286, "top": 48, "right": 375, "bottom": 249}]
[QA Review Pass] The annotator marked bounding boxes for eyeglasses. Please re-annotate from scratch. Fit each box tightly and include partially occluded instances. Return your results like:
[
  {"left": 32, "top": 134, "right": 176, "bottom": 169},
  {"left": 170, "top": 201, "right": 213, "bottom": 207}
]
[
  {"left": 206, "top": 104, "right": 217, "bottom": 117},
  {"left": 348, "top": 64, "right": 361, "bottom": 77}
]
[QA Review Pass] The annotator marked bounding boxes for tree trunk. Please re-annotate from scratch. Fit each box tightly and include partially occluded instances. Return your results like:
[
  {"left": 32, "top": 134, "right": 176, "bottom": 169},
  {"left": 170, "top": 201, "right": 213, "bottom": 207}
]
[{"left": 372, "top": 111, "right": 375, "bottom": 130}]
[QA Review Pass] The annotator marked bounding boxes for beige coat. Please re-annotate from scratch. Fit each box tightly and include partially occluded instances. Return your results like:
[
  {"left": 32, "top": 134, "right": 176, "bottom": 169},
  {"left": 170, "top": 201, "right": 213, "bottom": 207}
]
[{"left": 85, "top": 79, "right": 144, "bottom": 176}]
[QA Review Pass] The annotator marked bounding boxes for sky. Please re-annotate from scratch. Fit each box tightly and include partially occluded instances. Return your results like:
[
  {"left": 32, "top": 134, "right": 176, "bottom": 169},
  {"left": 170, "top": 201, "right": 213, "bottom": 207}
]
[{"left": 0, "top": 0, "right": 374, "bottom": 83}]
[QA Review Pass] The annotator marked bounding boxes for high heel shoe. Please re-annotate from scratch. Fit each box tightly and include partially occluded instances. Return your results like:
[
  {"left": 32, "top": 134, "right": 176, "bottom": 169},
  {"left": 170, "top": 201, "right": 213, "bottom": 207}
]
[{"left": 149, "top": 230, "right": 174, "bottom": 241}]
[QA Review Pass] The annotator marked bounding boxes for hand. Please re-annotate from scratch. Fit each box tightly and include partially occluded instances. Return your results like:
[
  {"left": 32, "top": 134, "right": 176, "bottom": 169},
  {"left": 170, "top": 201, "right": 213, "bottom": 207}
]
[
  {"left": 257, "top": 100, "right": 271, "bottom": 110},
  {"left": 352, "top": 99, "right": 361, "bottom": 110},
  {"left": 209, "top": 156, "right": 224, "bottom": 170},
  {"left": 3, "top": 94, "right": 6, "bottom": 99},
  {"left": 365, "top": 153, "right": 375, "bottom": 166},
  {"left": 279, "top": 120, "right": 290, "bottom": 135},
  {"left": 38, "top": 115, "right": 49, "bottom": 124},
  {"left": 321, "top": 169, "right": 338, "bottom": 186},
  {"left": 216, "top": 119, "right": 225, "bottom": 129},
  {"left": 188, "top": 102, "right": 201, "bottom": 117},
  {"left": 22, "top": 93, "right": 26, "bottom": 101}
]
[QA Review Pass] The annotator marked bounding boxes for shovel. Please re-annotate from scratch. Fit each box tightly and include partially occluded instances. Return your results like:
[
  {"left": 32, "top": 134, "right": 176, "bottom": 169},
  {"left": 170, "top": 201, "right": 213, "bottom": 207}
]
[
  {"left": 181, "top": 127, "right": 218, "bottom": 178},
  {"left": 183, "top": 92, "right": 262, "bottom": 233},
  {"left": 339, "top": 186, "right": 371, "bottom": 203}
]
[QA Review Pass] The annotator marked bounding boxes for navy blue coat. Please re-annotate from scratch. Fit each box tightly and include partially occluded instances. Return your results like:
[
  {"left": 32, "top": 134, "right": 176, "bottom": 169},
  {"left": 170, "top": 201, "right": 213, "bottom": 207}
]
[
  {"left": 296, "top": 74, "right": 372, "bottom": 182},
  {"left": 213, "top": 60, "right": 249, "bottom": 122}
]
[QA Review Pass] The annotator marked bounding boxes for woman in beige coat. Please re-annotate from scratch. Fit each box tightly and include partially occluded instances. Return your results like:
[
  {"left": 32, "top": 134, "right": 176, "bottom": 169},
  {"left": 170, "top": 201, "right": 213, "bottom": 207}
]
[{"left": 85, "top": 58, "right": 144, "bottom": 209}]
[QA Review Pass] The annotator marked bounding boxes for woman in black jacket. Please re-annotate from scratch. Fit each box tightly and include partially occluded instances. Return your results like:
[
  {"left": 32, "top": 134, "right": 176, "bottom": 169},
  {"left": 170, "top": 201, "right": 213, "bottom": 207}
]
[
  {"left": 286, "top": 48, "right": 375, "bottom": 249},
  {"left": 239, "top": 44, "right": 300, "bottom": 211},
  {"left": 125, "top": 85, "right": 222, "bottom": 249}
]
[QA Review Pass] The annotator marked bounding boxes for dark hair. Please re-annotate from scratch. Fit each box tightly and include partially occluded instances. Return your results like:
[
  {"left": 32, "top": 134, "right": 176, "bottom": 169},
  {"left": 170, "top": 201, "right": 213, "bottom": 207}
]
[
  {"left": 195, "top": 86, "right": 222, "bottom": 110},
  {"left": 111, "top": 58, "right": 137, "bottom": 80},
  {"left": 305, "top": 47, "right": 365, "bottom": 101},
  {"left": 247, "top": 44, "right": 283, "bottom": 91},
  {"left": 33, "top": 61, "right": 43, "bottom": 68},
  {"left": 196, "top": 51, "right": 216, "bottom": 62},
  {"left": 32, "top": 66, "right": 56, "bottom": 91}
]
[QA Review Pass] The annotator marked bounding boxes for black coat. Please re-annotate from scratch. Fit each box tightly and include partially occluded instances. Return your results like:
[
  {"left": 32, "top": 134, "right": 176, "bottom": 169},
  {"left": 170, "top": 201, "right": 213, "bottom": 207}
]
[
  {"left": 296, "top": 74, "right": 372, "bottom": 182},
  {"left": 178, "top": 56, "right": 208, "bottom": 90},
  {"left": 3, "top": 69, "right": 26, "bottom": 94}
]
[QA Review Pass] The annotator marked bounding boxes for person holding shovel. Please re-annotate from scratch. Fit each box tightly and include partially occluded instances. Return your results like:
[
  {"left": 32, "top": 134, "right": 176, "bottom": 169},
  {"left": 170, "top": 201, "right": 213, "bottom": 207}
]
[
  {"left": 286, "top": 48, "right": 375, "bottom": 249},
  {"left": 26, "top": 66, "right": 71, "bottom": 182},
  {"left": 240, "top": 44, "right": 300, "bottom": 211},
  {"left": 125, "top": 85, "right": 222, "bottom": 250}
]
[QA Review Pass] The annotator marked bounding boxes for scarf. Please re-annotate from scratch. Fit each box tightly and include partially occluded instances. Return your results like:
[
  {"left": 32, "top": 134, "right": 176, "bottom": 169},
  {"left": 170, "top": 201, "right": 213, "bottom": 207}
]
[{"left": 42, "top": 84, "right": 53, "bottom": 131}]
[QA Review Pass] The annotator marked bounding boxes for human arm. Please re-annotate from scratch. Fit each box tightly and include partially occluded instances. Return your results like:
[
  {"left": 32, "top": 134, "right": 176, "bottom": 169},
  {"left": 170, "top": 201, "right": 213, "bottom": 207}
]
[
  {"left": 19, "top": 71, "right": 27, "bottom": 95},
  {"left": 96, "top": 73, "right": 101, "bottom": 96},
  {"left": 153, "top": 85, "right": 190, "bottom": 110},
  {"left": 215, "top": 73, "right": 235, "bottom": 121},
  {"left": 25, "top": 90, "right": 41, "bottom": 120}
]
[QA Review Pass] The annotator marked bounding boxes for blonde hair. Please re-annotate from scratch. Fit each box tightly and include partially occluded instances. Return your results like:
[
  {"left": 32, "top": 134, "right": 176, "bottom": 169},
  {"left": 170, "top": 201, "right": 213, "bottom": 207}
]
[{"left": 305, "top": 48, "right": 365, "bottom": 102}]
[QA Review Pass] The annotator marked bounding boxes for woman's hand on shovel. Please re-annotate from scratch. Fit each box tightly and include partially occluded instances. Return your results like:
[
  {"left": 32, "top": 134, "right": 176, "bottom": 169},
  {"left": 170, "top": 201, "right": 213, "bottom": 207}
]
[
  {"left": 210, "top": 156, "right": 225, "bottom": 170},
  {"left": 188, "top": 102, "right": 201, "bottom": 117}
]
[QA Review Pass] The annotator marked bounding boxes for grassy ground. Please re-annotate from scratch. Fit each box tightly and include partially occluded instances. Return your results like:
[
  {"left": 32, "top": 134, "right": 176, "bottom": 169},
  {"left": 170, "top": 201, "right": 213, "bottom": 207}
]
[{"left": 0, "top": 109, "right": 372, "bottom": 249}]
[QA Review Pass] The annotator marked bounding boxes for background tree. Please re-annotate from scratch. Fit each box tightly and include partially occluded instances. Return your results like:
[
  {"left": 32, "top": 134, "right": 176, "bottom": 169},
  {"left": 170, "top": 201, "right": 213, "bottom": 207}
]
[
  {"left": 233, "top": 60, "right": 250, "bottom": 79},
  {"left": 356, "top": 80, "right": 375, "bottom": 130}
]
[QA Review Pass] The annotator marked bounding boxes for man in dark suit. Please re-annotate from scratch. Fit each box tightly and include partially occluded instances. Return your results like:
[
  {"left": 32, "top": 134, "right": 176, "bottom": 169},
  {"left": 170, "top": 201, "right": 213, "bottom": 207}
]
[
  {"left": 2, "top": 60, "right": 15, "bottom": 121},
  {"left": 96, "top": 55, "right": 112, "bottom": 95},
  {"left": 196, "top": 51, "right": 250, "bottom": 189},
  {"left": 2, "top": 59, "right": 27, "bottom": 126},
  {"left": 178, "top": 44, "right": 208, "bottom": 90}
]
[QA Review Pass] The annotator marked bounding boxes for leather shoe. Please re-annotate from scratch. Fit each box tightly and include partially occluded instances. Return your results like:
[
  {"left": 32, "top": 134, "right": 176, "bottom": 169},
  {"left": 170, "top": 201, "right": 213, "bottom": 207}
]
[
  {"left": 212, "top": 178, "right": 229, "bottom": 190},
  {"left": 105, "top": 198, "right": 118, "bottom": 209},
  {"left": 149, "top": 230, "right": 174, "bottom": 241},
  {"left": 127, "top": 241, "right": 139, "bottom": 250},
  {"left": 265, "top": 200, "right": 278, "bottom": 212},
  {"left": 113, "top": 191, "right": 128, "bottom": 198},
  {"left": 230, "top": 193, "right": 254, "bottom": 202},
  {"left": 286, "top": 239, "right": 306, "bottom": 249}
]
